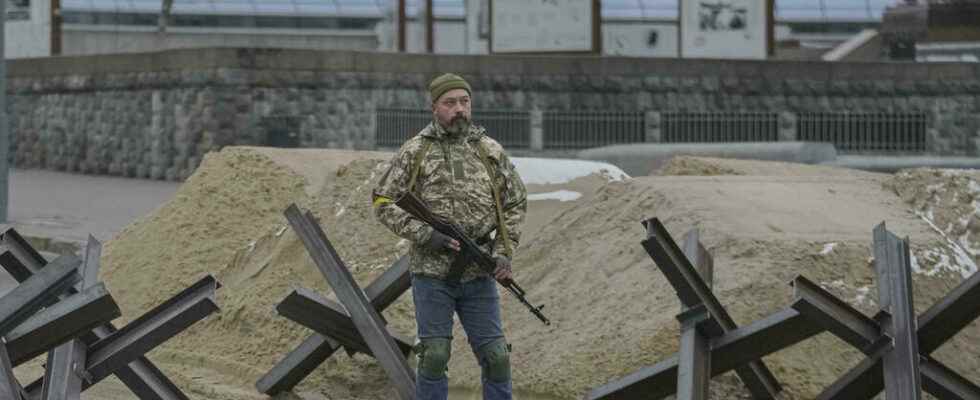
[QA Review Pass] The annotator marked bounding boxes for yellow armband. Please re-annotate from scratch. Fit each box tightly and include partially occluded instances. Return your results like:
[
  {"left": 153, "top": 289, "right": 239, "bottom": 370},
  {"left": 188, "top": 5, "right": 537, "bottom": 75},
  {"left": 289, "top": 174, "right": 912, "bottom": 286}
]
[{"left": 373, "top": 195, "right": 393, "bottom": 208}]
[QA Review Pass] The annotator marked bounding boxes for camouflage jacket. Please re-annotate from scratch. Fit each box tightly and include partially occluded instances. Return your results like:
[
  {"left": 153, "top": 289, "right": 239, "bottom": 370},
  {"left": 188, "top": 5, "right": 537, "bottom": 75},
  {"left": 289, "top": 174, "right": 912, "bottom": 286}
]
[{"left": 373, "top": 121, "right": 527, "bottom": 281}]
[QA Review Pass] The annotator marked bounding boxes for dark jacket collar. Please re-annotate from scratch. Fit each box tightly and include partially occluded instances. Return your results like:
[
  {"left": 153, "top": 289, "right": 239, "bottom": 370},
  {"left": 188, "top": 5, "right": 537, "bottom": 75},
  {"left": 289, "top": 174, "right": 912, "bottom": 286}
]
[{"left": 420, "top": 120, "right": 486, "bottom": 143}]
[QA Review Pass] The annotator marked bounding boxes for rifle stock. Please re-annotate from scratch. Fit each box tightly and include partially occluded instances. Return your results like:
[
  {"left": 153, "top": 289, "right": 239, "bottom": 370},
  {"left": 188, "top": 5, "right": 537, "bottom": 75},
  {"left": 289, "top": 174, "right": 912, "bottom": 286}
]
[{"left": 395, "top": 192, "right": 551, "bottom": 326}]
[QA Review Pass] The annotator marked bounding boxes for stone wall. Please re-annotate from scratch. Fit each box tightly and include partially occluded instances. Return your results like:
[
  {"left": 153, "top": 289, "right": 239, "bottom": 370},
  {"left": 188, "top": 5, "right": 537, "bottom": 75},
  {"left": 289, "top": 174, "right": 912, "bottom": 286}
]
[{"left": 7, "top": 48, "right": 980, "bottom": 180}]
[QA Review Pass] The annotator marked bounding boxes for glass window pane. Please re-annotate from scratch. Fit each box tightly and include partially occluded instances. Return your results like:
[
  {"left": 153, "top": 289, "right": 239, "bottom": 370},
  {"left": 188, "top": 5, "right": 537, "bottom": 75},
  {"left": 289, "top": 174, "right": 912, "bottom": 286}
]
[{"left": 61, "top": 0, "right": 900, "bottom": 23}]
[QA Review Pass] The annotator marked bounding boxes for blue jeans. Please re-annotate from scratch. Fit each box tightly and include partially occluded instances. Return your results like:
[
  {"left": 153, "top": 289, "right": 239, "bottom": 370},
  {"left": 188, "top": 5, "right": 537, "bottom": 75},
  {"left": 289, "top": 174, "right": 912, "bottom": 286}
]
[{"left": 412, "top": 275, "right": 512, "bottom": 400}]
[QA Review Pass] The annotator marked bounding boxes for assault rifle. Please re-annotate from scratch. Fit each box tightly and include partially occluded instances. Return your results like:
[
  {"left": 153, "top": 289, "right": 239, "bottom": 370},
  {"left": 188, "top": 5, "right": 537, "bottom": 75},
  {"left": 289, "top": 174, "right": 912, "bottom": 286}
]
[{"left": 395, "top": 192, "right": 551, "bottom": 326}]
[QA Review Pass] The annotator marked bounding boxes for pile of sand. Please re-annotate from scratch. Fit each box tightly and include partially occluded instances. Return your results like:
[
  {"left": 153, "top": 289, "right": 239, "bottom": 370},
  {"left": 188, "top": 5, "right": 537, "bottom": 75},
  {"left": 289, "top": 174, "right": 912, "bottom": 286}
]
[
  {"left": 884, "top": 168, "right": 980, "bottom": 278},
  {"left": 99, "top": 147, "right": 406, "bottom": 399},
  {"left": 654, "top": 155, "right": 875, "bottom": 178},
  {"left": 93, "top": 152, "right": 980, "bottom": 400},
  {"left": 502, "top": 157, "right": 980, "bottom": 399}
]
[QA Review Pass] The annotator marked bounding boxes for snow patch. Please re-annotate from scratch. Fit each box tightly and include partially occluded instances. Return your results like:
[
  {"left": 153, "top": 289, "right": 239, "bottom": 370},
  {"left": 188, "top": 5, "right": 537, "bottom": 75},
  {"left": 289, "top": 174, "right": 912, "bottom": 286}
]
[
  {"left": 528, "top": 190, "right": 583, "bottom": 202},
  {"left": 854, "top": 286, "right": 873, "bottom": 306},
  {"left": 821, "top": 280, "right": 847, "bottom": 292},
  {"left": 512, "top": 157, "right": 630, "bottom": 185},
  {"left": 821, "top": 280, "right": 875, "bottom": 307},
  {"left": 819, "top": 242, "right": 837, "bottom": 255},
  {"left": 914, "top": 210, "right": 979, "bottom": 278}
]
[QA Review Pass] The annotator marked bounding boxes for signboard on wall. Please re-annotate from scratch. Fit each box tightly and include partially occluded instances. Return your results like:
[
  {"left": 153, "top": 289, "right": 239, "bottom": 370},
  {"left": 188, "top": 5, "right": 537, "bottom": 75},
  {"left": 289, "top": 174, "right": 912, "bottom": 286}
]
[
  {"left": 681, "top": 0, "right": 771, "bottom": 59},
  {"left": 490, "top": 0, "right": 599, "bottom": 53},
  {"left": 603, "top": 23, "right": 679, "bottom": 58},
  {"left": 6, "top": 0, "right": 31, "bottom": 20}
]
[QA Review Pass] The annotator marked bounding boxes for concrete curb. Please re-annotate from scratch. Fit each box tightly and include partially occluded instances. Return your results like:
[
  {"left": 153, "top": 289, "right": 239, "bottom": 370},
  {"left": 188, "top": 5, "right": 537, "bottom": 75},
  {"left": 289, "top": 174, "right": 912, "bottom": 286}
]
[{"left": 577, "top": 142, "right": 839, "bottom": 176}]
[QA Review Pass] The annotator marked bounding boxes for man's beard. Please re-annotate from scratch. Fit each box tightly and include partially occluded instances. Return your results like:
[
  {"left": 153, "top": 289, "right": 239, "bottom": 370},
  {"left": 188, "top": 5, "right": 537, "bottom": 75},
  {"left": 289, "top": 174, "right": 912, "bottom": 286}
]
[{"left": 445, "top": 114, "right": 470, "bottom": 135}]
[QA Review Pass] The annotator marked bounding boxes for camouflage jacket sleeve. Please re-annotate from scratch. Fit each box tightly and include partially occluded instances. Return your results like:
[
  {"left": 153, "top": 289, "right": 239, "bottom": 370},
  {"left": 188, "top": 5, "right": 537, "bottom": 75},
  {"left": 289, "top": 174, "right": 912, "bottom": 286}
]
[
  {"left": 372, "top": 138, "right": 433, "bottom": 244},
  {"left": 490, "top": 148, "right": 527, "bottom": 260}
]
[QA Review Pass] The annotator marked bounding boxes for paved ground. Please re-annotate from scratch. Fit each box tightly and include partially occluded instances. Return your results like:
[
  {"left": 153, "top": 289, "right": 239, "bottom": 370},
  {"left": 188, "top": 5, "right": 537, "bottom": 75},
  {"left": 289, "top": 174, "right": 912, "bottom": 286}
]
[
  {"left": 1, "top": 168, "right": 179, "bottom": 294},
  {"left": 5, "top": 168, "right": 179, "bottom": 242}
]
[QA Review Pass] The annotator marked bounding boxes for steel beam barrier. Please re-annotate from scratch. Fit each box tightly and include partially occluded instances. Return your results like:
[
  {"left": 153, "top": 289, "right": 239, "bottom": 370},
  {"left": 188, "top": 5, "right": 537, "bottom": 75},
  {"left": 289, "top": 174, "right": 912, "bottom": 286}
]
[
  {"left": 709, "top": 308, "right": 825, "bottom": 373},
  {"left": 790, "top": 275, "right": 880, "bottom": 349},
  {"left": 872, "top": 224, "right": 922, "bottom": 400},
  {"left": 6, "top": 283, "right": 120, "bottom": 366},
  {"left": 0, "top": 229, "right": 193, "bottom": 400},
  {"left": 83, "top": 275, "right": 219, "bottom": 383},
  {"left": 0, "top": 340, "right": 24, "bottom": 400},
  {"left": 681, "top": 229, "right": 712, "bottom": 291},
  {"left": 0, "top": 228, "right": 48, "bottom": 280},
  {"left": 25, "top": 324, "right": 196, "bottom": 400},
  {"left": 364, "top": 255, "right": 411, "bottom": 311},
  {"left": 920, "top": 356, "right": 980, "bottom": 400},
  {"left": 676, "top": 229, "right": 712, "bottom": 399},
  {"left": 40, "top": 338, "right": 87, "bottom": 400},
  {"left": 284, "top": 205, "right": 415, "bottom": 400},
  {"left": 41, "top": 236, "right": 102, "bottom": 400},
  {"left": 277, "top": 287, "right": 414, "bottom": 356},
  {"left": 256, "top": 254, "right": 410, "bottom": 395},
  {"left": 255, "top": 333, "right": 342, "bottom": 395},
  {"left": 793, "top": 241, "right": 976, "bottom": 400},
  {"left": 587, "top": 306, "right": 824, "bottom": 399},
  {"left": 642, "top": 218, "right": 780, "bottom": 398},
  {"left": 0, "top": 255, "right": 81, "bottom": 335},
  {"left": 816, "top": 350, "right": 885, "bottom": 400},
  {"left": 80, "top": 235, "right": 101, "bottom": 288},
  {"left": 916, "top": 264, "right": 980, "bottom": 354},
  {"left": 676, "top": 305, "right": 711, "bottom": 400},
  {"left": 101, "top": 352, "right": 192, "bottom": 399}
]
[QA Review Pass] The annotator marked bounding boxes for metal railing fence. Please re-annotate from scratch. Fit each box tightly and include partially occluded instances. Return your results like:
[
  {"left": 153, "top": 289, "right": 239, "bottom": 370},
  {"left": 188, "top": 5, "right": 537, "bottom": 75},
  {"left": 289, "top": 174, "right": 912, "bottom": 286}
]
[
  {"left": 662, "top": 112, "right": 780, "bottom": 143},
  {"left": 375, "top": 108, "right": 530, "bottom": 149},
  {"left": 376, "top": 108, "right": 936, "bottom": 154},
  {"left": 543, "top": 111, "right": 645, "bottom": 150},
  {"left": 798, "top": 112, "right": 928, "bottom": 153}
]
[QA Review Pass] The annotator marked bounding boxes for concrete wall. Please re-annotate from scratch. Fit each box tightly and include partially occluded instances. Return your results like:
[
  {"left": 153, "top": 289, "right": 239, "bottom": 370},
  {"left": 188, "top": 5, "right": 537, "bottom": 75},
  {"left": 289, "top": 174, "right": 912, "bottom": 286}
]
[
  {"left": 61, "top": 25, "right": 379, "bottom": 56},
  {"left": 6, "top": 48, "right": 980, "bottom": 180},
  {"left": 5, "top": 0, "right": 50, "bottom": 58}
]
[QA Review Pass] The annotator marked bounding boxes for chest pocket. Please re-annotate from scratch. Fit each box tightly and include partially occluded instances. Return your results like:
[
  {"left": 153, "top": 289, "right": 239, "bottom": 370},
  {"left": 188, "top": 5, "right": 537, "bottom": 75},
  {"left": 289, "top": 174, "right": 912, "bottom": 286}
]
[
  {"left": 453, "top": 160, "right": 465, "bottom": 180},
  {"left": 410, "top": 136, "right": 513, "bottom": 257}
]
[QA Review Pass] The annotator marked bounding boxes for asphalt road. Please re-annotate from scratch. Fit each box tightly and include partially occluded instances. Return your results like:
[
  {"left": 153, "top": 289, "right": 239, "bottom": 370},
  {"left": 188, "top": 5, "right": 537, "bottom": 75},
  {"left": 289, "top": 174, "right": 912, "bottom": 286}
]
[{"left": 1, "top": 168, "right": 179, "bottom": 295}]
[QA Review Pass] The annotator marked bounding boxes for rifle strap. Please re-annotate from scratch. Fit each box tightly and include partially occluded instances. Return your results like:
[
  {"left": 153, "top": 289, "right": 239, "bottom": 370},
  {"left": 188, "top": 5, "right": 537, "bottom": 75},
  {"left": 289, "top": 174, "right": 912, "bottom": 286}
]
[
  {"left": 407, "top": 138, "right": 434, "bottom": 194},
  {"left": 474, "top": 141, "right": 512, "bottom": 259},
  {"left": 408, "top": 133, "right": 512, "bottom": 281}
]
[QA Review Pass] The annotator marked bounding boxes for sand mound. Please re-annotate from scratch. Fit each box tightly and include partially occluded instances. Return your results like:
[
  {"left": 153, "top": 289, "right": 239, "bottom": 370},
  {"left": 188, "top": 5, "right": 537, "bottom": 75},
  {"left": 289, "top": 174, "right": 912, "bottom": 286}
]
[
  {"left": 97, "top": 148, "right": 980, "bottom": 400},
  {"left": 502, "top": 167, "right": 980, "bottom": 399},
  {"left": 655, "top": 156, "right": 744, "bottom": 176},
  {"left": 655, "top": 155, "right": 876, "bottom": 178},
  {"left": 102, "top": 147, "right": 309, "bottom": 317},
  {"left": 100, "top": 147, "right": 409, "bottom": 399},
  {"left": 885, "top": 168, "right": 980, "bottom": 278}
]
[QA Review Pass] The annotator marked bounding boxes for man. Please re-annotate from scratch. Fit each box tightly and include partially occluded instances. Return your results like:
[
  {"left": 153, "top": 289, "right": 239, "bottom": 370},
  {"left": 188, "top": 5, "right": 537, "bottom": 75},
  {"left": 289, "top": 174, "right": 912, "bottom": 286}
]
[{"left": 372, "top": 73, "right": 527, "bottom": 400}]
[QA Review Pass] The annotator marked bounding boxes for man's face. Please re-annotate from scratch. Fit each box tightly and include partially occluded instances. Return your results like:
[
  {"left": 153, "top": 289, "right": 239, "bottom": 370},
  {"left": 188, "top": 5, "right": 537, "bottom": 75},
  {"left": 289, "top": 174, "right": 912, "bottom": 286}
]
[{"left": 432, "top": 88, "right": 471, "bottom": 133}]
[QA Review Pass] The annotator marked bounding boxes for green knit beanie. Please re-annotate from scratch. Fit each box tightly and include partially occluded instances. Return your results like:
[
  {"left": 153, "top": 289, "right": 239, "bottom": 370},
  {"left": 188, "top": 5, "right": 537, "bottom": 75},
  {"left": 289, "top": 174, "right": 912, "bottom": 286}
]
[{"left": 428, "top": 73, "right": 471, "bottom": 103}]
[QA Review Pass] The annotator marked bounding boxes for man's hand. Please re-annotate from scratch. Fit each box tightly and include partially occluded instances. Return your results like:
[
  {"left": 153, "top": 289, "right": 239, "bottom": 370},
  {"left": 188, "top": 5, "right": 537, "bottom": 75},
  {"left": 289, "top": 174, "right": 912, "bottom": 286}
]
[
  {"left": 426, "top": 230, "right": 461, "bottom": 252},
  {"left": 494, "top": 257, "right": 513, "bottom": 281}
]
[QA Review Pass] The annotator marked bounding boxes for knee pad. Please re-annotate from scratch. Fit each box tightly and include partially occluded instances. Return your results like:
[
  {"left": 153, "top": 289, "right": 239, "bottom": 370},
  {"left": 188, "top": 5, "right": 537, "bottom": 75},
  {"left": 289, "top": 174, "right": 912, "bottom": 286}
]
[
  {"left": 478, "top": 338, "right": 511, "bottom": 383},
  {"left": 416, "top": 338, "right": 452, "bottom": 380}
]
